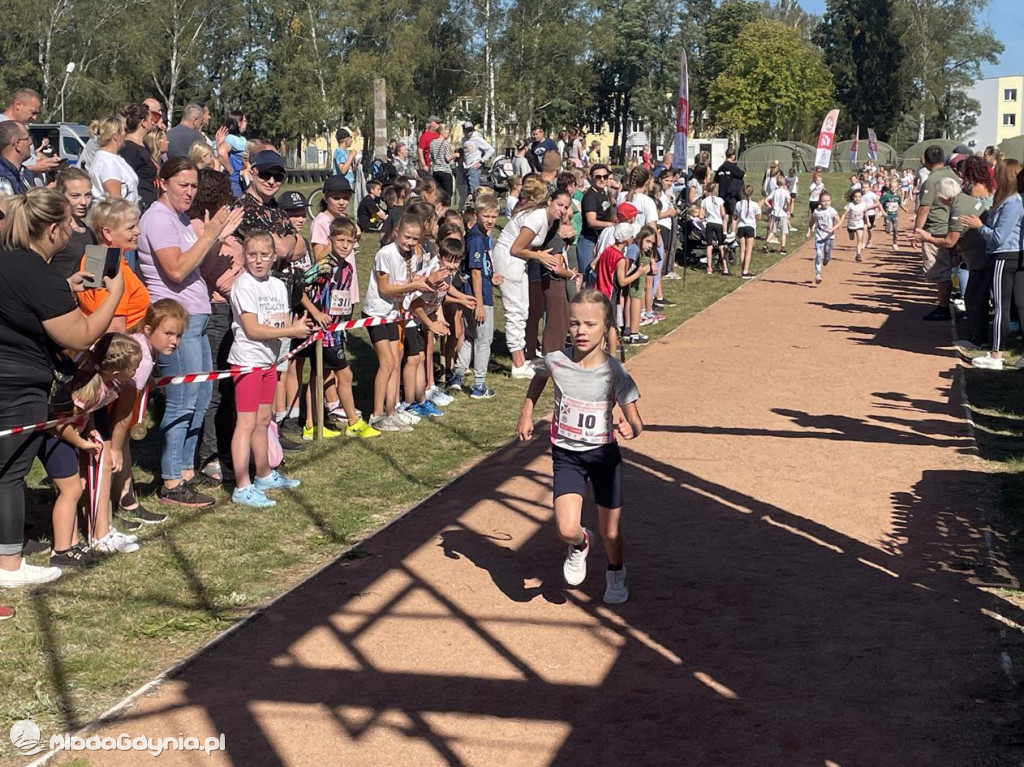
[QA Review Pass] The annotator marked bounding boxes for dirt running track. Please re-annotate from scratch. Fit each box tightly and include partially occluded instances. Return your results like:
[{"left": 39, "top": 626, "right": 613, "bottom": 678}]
[{"left": 56, "top": 232, "right": 1024, "bottom": 767}]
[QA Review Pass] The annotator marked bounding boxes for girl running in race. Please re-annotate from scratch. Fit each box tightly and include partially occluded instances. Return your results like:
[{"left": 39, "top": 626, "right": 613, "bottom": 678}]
[
  {"left": 844, "top": 188, "right": 868, "bottom": 262},
  {"left": 517, "top": 289, "right": 643, "bottom": 604},
  {"left": 734, "top": 185, "right": 760, "bottom": 278}
]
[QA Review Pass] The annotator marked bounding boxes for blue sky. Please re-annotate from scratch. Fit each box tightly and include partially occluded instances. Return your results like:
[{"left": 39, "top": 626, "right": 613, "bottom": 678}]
[{"left": 799, "top": 0, "right": 1024, "bottom": 78}]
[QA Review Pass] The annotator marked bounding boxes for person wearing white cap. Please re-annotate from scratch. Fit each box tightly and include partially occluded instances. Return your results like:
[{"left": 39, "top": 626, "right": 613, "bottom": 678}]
[{"left": 462, "top": 122, "right": 495, "bottom": 199}]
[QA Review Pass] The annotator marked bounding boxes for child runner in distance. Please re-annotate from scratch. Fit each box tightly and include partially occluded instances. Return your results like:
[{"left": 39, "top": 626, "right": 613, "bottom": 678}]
[
  {"left": 303, "top": 217, "right": 381, "bottom": 439},
  {"left": 768, "top": 176, "right": 792, "bottom": 255},
  {"left": 807, "top": 191, "right": 842, "bottom": 285},
  {"left": 861, "top": 183, "right": 880, "bottom": 250},
  {"left": 595, "top": 221, "right": 644, "bottom": 356},
  {"left": 454, "top": 204, "right": 499, "bottom": 398},
  {"left": 844, "top": 188, "right": 868, "bottom": 262},
  {"left": 518, "top": 289, "right": 643, "bottom": 604},
  {"left": 735, "top": 185, "right": 761, "bottom": 278},
  {"left": 229, "top": 232, "right": 314, "bottom": 508},
  {"left": 879, "top": 184, "right": 906, "bottom": 251}
]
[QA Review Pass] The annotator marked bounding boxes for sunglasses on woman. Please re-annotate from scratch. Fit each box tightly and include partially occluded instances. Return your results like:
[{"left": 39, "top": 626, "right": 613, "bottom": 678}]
[{"left": 258, "top": 170, "right": 285, "bottom": 183}]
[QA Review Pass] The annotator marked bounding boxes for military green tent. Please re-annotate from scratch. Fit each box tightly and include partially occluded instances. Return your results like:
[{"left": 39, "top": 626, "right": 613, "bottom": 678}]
[
  {"left": 899, "top": 139, "right": 961, "bottom": 167},
  {"left": 997, "top": 134, "right": 1024, "bottom": 161},
  {"left": 832, "top": 139, "right": 900, "bottom": 171},
  {"left": 737, "top": 141, "right": 817, "bottom": 185}
]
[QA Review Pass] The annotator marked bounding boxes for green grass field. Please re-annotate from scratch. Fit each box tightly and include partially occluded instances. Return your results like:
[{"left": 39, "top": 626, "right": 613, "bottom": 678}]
[{"left": 0, "top": 174, "right": 832, "bottom": 762}]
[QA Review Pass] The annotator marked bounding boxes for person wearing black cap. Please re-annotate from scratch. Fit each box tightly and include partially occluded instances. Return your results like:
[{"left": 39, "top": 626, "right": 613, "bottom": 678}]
[
  {"left": 232, "top": 150, "right": 300, "bottom": 259},
  {"left": 333, "top": 128, "right": 357, "bottom": 186}
]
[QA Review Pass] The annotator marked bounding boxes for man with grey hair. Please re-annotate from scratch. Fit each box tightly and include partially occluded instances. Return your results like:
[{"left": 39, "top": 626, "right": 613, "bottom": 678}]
[
  {"left": 0, "top": 120, "right": 33, "bottom": 195},
  {"left": 913, "top": 144, "right": 958, "bottom": 321},
  {"left": 461, "top": 122, "right": 494, "bottom": 199},
  {"left": 166, "top": 103, "right": 208, "bottom": 159}
]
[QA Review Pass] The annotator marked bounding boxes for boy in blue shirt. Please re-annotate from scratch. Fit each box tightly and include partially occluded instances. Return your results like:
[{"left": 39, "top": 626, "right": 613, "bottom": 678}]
[{"left": 454, "top": 198, "right": 502, "bottom": 398}]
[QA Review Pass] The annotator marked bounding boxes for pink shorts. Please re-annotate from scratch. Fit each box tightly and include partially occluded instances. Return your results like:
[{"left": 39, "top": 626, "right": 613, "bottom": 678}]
[{"left": 234, "top": 368, "right": 276, "bottom": 412}]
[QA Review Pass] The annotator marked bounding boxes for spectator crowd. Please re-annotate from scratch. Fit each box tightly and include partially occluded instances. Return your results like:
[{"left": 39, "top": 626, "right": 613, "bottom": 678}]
[{"left": 0, "top": 89, "right": 686, "bottom": 602}]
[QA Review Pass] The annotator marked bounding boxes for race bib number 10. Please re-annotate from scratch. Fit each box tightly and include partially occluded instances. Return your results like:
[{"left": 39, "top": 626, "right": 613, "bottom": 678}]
[{"left": 556, "top": 396, "right": 612, "bottom": 445}]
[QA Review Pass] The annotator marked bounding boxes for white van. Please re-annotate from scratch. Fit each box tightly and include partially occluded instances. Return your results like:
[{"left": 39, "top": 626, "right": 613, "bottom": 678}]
[{"left": 27, "top": 123, "right": 89, "bottom": 165}]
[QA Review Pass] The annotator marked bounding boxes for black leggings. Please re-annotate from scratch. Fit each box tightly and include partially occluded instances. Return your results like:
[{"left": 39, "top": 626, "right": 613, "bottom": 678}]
[
  {"left": 992, "top": 255, "right": 1024, "bottom": 352},
  {"left": 432, "top": 172, "right": 454, "bottom": 198},
  {"left": 0, "top": 386, "right": 48, "bottom": 555},
  {"left": 963, "top": 262, "right": 995, "bottom": 347}
]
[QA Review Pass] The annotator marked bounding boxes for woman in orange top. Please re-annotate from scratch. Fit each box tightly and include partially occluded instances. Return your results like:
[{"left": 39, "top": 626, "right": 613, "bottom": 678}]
[{"left": 80, "top": 198, "right": 151, "bottom": 332}]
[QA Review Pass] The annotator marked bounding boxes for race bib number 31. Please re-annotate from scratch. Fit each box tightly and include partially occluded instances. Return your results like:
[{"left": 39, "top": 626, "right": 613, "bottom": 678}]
[
  {"left": 329, "top": 289, "right": 352, "bottom": 316},
  {"left": 556, "top": 396, "right": 612, "bottom": 445}
]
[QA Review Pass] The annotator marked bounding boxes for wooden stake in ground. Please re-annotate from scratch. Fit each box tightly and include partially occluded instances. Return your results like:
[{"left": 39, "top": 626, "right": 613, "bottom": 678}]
[{"left": 373, "top": 78, "right": 388, "bottom": 161}]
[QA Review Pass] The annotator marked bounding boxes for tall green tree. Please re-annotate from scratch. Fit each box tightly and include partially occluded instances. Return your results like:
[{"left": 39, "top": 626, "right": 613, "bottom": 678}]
[
  {"left": 707, "top": 17, "right": 834, "bottom": 144},
  {"left": 816, "top": 0, "right": 908, "bottom": 140},
  {"left": 897, "top": 0, "right": 1002, "bottom": 142}
]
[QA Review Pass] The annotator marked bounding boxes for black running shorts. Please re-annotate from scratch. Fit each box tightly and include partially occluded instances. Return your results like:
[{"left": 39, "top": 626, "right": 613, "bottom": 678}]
[{"left": 552, "top": 442, "right": 623, "bottom": 509}]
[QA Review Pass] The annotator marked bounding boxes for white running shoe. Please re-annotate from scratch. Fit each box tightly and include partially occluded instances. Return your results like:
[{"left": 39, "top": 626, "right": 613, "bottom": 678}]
[
  {"left": 604, "top": 567, "right": 629, "bottom": 604},
  {"left": 0, "top": 559, "right": 62, "bottom": 588},
  {"left": 394, "top": 404, "right": 421, "bottom": 425},
  {"left": 370, "top": 414, "right": 412, "bottom": 432},
  {"left": 93, "top": 531, "right": 140, "bottom": 554},
  {"left": 510, "top": 364, "right": 536, "bottom": 379},
  {"left": 563, "top": 528, "right": 590, "bottom": 586},
  {"left": 972, "top": 354, "right": 1004, "bottom": 370},
  {"left": 427, "top": 386, "right": 454, "bottom": 406},
  {"left": 109, "top": 526, "right": 137, "bottom": 544}
]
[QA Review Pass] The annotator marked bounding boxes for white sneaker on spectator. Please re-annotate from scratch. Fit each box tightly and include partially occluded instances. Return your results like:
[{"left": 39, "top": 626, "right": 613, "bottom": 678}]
[
  {"left": 510, "top": 364, "right": 535, "bottom": 379},
  {"left": 109, "top": 526, "right": 137, "bottom": 544},
  {"left": 0, "top": 559, "right": 62, "bottom": 588},
  {"left": 427, "top": 386, "right": 454, "bottom": 406},
  {"left": 394, "top": 404, "right": 421, "bottom": 425},
  {"left": 369, "top": 414, "right": 412, "bottom": 432},
  {"left": 92, "top": 531, "right": 139, "bottom": 554},
  {"left": 971, "top": 354, "right": 1004, "bottom": 370}
]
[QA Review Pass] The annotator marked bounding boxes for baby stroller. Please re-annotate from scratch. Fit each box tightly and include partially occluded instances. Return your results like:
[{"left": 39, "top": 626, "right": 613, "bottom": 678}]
[{"left": 677, "top": 209, "right": 738, "bottom": 271}]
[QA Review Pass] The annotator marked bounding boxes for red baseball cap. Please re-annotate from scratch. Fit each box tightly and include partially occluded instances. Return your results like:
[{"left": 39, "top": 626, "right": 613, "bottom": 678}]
[{"left": 616, "top": 202, "right": 638, "bottom": 221}]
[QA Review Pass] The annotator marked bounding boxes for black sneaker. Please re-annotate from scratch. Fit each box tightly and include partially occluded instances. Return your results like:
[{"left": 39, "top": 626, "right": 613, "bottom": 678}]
[
  {"left": 278, "top": 434, "right": 307, "bottom": 452},
  {"left": 118, "top": 504, "right": 167, "bottom": 525},
  {"left": 159, "top": 482, "right": 216, "bottom": 508},
  {"left": 922, "top": 307, "right": 952, "bottom": 322},
  {"left": 50, "top": 543, "right": 93, "bottom": 568},
  {"left": 189, "top": 471, "right": 220, "bottom": 489},
  {"left": 653, "top": 297, "right": 677, "bottom": 307}
]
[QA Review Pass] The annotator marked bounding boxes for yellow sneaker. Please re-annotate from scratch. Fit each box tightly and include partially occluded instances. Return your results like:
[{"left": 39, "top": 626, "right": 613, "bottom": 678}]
[
  {"left": 346, "top": 419, "right": 381, "bottom": 439},
  {"left": 302, "top": 424, "right": 342, "bottom": 440}
]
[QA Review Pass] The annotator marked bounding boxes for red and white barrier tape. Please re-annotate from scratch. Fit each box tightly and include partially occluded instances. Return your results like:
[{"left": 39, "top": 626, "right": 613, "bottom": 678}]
[{"left": 0, "top": 313, "right": 415, "bottom": 439}]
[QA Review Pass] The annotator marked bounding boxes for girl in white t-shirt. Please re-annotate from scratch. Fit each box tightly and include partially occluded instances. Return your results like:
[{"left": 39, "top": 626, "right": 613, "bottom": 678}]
[
  {"left": 861, "top": 185, "right": 880, "bottom": 249},
  {"left": 734, "top": 185, "right": 761, "bottom": 278},
  {"left": 229, "top": 232, "right": 314, "bottom": 508},
  {"left": 844, "top": 189, "right": 868, "bottom": 262},
  {"left": 808, "top": 170, "right": 824, "bottom": 216},
  {"left": 700, "top": 182, "right": 727, "bottom": 275},
  {"left": 767, "top": 176, "right": 793, "bottom": 254}
]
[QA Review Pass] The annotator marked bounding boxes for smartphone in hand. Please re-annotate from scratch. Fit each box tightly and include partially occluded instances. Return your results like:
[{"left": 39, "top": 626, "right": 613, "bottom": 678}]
[{"left": 82, "top": 246, "right": 122, "bottom": 289}]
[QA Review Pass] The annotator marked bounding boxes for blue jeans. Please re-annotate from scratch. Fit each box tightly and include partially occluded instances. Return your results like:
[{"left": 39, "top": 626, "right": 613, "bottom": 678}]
[
  {"left": 814, "top": 238, "right": 834, "bottom": 277},
  {"left": 577, "top": 236, "right": 598, "bottom": 286},
  {"left": 467, "top": 167, "right": 481, "bottom": 197},
  {"left": 157, "top": 313, "right": 212, "bottom": 480}
]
